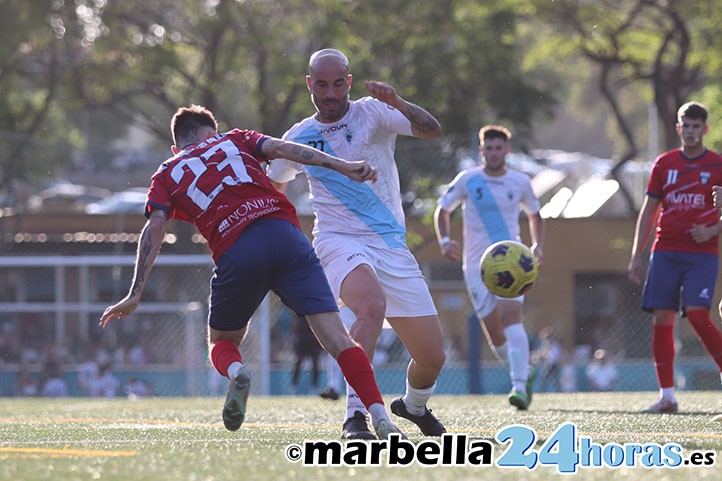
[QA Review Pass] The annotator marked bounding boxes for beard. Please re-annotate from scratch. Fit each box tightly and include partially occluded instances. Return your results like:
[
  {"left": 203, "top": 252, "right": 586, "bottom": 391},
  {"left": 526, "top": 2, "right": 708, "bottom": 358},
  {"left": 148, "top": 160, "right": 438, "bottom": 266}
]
[
  {"left": 312, "top": 94, "right": 349, "bottom": 123},
  {"left": 484, "top": 159, "right": 506, "bottom": 172}
]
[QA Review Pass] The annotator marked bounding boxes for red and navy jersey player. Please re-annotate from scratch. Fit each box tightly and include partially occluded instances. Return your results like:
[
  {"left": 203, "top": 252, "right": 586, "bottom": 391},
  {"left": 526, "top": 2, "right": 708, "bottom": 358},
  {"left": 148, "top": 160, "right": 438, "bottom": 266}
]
[
  {"left": 146, "top": 128, "right": 300, "bottom": 262},
  {"left": 628, "top": 100, "right": 722, "bottom": 414},
  {"left": 99, "top": 105, "right": 405, "bottom": 439},
  {"left": 645, "top": 143, "right": 722, "bottom": 257}
]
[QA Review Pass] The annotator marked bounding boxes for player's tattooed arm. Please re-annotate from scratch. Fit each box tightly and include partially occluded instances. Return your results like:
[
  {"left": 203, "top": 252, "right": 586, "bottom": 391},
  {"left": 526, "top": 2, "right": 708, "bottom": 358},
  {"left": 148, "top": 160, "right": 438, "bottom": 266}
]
[
  {"left": 287, "top": 143, "right": 315, "bottom": 162},
  {"left": 129, "top": 233, "right": 151, "bottom": 297},
  {"left": 127, "top": 210, "right": 167, "bottom": 299},
  {"left": 99, "top": 209, "right": 167, "bottom": 327},
  {"left": 364, "top": 80, "right": 441, "bottom": 140},
  {"left": 398, "top": 101, "right": 442, "bottom": 138},
  {"left": 264, "top": 138, "right": 377, "bottom": 183}
]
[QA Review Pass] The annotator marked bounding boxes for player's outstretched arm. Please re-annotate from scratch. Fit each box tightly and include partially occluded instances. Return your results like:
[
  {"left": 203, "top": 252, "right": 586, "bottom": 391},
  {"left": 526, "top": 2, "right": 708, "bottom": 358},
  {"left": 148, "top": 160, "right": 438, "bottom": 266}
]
[
  {"left": 262, "top": 138, "right": 377, "bottom": 183},
  {"left": 364, "top": 80, "right": 441, "bottom": 140},
  {"left": 99, "top": 209, "right": 168, "bottom": 328}
]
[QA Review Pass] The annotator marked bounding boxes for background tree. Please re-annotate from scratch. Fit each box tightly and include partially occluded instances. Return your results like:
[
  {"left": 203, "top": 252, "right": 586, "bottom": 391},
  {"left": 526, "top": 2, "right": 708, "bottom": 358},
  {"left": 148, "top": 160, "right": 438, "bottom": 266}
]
[
  {"left": 528, "top": 0, "right": 720, "bottom": 213},
  {"left": 0, "top": 1, "right": 80, "bottom": 200},
  {"left": 1, "top": 0, "right": 554, "bottom": 202},
  {"left": 10, "top": 0, "right": 722, "bottom": 215}
]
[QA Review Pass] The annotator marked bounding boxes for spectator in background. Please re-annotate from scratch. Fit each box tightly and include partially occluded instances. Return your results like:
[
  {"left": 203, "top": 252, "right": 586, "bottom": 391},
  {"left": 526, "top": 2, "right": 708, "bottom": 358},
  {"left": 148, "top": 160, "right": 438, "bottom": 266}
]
[
  {"left": 0, "top": 322, "right": 21, "bottom": 364},
  {"left": 208, "top": 362, "right": 228, "bottom": 396},
  {"left": 41, "top": 365, "right": 68, "bottom": 398},
  {"left": 89, "top": 362, "right": 121, "bottom": 398},
  {"left": 78, "top": 351, "right": 100, "bottom": 396},
  {"left": 290, "top": 316, "right": 323, "bottom": 395},
  {"left": 125, "top": 377, "right": 153, "bottom": 399},
  {"left": 559, "top": 360, "right": 578, "bottom": 393},
  {"left": 319, "top": 354, "right": 342, "bottom": 401},
  {"left": 127, "top": 337, "right": 150, "bottom": 364},
  {"left": 586, "top": 349, "right": 619, "bottom": 392},
  {"left": 14, "top": 365, "right": 39, "bottom": 397},
  {"left": 534, "top": 327, "right": 563, "bottom": 392},
  {"left": 40, "top": 343, "right": 64, "bottom": 375}
]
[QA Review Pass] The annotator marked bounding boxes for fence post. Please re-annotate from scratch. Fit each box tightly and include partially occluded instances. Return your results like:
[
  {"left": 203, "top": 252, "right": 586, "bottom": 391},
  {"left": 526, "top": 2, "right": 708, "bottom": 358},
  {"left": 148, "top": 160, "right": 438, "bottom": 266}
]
[
  {"left": 258, "top": 294, "right": 271, "bottom": 395},
  {"left": 468, "top": 313, "right": 482, "bottom": 394},
  {"left": 184, "top": 302, "right": 204, "bottom": 395}
]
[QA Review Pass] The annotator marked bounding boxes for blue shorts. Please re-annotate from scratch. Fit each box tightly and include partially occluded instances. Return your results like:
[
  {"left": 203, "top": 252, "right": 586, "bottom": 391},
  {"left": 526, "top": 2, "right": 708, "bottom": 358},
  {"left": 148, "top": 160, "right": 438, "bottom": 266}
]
[
  {"left": 208, "top": 218, "right": 338, "bottom": 331},
  {"left": 641, "top": 251, "right": 718, "bottom": 313}
]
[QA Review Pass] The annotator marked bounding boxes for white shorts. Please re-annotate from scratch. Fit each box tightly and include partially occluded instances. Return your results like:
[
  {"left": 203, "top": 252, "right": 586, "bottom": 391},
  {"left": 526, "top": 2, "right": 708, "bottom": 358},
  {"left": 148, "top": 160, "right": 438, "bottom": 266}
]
[
  {"left": 314, "top": 234, "right": 438, "bottom": 318},
  {"left": 464, "top": 262, "right": 524, "bottom": 319}
]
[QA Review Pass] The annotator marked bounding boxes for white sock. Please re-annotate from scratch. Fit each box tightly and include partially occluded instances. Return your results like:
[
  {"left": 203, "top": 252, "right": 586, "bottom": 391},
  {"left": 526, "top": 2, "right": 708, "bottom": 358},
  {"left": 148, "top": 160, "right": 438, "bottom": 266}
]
[
  {"left": 402, "top": 380, "right": 436, "bottom": 416},
  {"left": 227, "top": 361, "right": 243, "bottom": 381},
  {"left": 661, "top": 387, "right": 676, "bottom": 401},
  {"left": 345, "top": 385, "right": 368, "bottom": 420},
  {"left": 504, "top": 324, "right": 530, "bottom": 394}
]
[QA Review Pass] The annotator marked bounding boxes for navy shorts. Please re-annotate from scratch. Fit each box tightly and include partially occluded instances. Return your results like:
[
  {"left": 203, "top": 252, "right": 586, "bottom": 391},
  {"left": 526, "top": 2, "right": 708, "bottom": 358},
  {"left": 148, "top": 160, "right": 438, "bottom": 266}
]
[
  {"left": 208, "top": 218, "right": 338, "bottom": 331},
  {"left": 641, "top": 251, "right": 718, "bottom": 312}
]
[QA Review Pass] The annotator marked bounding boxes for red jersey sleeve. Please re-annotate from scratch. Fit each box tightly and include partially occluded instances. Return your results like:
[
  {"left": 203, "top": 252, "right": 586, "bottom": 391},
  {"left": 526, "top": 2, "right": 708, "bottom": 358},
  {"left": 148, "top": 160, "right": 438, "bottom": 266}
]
[
  {"left": 645, "top": 155, "right": 666, "bottom": 198},
  {"left": 228, "top": 128, "right": 269, "bottom": 162},
  {"left": 146, "top": 164, "right": 192, "bottom": 221}
]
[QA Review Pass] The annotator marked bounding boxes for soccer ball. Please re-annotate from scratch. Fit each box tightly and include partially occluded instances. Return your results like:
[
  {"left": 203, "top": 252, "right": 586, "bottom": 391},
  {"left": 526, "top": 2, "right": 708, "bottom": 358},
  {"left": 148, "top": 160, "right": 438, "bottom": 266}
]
[{"left": 480, "top": 240, "right": 538, "bottom": 298}]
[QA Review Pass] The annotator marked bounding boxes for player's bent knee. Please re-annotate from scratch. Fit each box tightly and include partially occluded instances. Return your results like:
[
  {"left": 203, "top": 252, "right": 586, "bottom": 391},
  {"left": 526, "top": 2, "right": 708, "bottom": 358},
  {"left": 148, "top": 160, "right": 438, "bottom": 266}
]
[
  {"left": 415, "top": 349, "right": 445, "bottom": 372},
  {"left": 208, "top": 327, "right": 245, "bottom": 346},
  {"left": 431, "top": 350, "right": 446, "bottom": 371}
]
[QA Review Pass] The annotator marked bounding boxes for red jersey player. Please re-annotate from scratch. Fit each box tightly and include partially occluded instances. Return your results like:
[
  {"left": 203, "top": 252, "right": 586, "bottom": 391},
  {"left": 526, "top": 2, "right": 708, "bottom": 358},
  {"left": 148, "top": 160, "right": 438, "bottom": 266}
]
[
  {"left": 629, "top": 101, "right": 722, "bottom": 413},
  {"left": 99, "top": 105, "right": 404, "bottom": 439}
]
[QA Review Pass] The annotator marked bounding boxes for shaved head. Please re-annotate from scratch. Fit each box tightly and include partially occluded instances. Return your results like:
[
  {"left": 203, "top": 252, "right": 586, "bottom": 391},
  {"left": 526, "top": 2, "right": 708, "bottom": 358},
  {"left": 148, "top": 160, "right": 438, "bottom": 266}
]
[
  {"left": 306, "top": 48, "right": 352, "bottom": 123},
  {"left": 309, "top": 49, "right": 349, "bottom": 74}
]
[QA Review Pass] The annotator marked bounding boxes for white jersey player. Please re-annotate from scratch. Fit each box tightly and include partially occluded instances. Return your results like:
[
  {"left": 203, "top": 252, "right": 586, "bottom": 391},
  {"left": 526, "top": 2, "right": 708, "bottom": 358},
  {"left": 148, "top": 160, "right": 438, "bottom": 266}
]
[
  {"left": 269, "top": 96, "right": 409, "bottom": 249},
  {"left": 434, "top": 125, "right": 544, "bottom": 410},
  {"left": 268, "top": 48, "right": 447, "bottom": 439}
]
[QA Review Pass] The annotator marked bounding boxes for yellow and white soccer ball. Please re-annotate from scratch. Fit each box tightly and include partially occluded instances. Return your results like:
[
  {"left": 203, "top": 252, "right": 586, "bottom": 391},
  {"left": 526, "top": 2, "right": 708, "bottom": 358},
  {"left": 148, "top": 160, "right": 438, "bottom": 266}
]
[{"left": 480, "top": 240, "right": 538, "bottom": 298}]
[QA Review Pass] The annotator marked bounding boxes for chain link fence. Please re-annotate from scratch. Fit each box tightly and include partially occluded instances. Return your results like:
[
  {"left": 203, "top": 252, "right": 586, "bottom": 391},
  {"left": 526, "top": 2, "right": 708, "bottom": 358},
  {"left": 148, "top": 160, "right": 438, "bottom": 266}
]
[
  {"left": 2, "top": 246, "right": 720, "bottom": 400},
  {"left": 2, "top": 135, "right": 721, "bottom": 400}
]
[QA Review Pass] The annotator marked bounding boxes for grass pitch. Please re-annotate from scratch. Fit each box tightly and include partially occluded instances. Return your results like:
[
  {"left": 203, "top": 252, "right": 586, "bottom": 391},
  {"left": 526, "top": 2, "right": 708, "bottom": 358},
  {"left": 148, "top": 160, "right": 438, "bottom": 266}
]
[{"left": 1, "top": 392, "right": 721, "bottom": 481}]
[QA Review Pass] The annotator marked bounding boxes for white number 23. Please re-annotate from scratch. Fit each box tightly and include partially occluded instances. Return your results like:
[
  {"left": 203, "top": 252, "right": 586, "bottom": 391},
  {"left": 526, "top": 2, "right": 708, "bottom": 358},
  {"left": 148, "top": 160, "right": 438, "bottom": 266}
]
[{"left": 170, "top": 140, "right": 252, "bottom": 210}]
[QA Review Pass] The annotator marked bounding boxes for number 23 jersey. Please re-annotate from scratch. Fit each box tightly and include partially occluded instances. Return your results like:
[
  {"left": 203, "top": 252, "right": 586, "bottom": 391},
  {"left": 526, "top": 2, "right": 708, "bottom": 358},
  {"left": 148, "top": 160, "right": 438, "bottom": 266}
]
[{"left": 146, "top": 129, "right": 300, "bottom": 261}]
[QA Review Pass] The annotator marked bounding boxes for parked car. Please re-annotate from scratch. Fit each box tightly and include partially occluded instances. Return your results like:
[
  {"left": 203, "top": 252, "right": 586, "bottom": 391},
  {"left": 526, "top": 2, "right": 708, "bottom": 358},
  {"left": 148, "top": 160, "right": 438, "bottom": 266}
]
[
  {"left": 84, "top": 188, "right": 148, "bottom": 215},
  {"left": 29, "top": 180, "right": 111, "bottom": 213}
]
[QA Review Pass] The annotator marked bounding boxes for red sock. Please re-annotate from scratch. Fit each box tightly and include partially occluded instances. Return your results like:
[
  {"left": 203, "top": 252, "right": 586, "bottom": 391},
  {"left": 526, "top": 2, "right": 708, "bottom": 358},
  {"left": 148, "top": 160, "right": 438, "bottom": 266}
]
[
  {"left": 337, "top": 346, "right": 384, "bottom": 408},
  {"left": 687, "top": 310, "right": 722, "bottom": 371},
  {"left": 210, "top": 339, "right": 242, "bottom": 378},
  {"left": 652, "top": 324, "right": 675, "bottom": 388}
]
